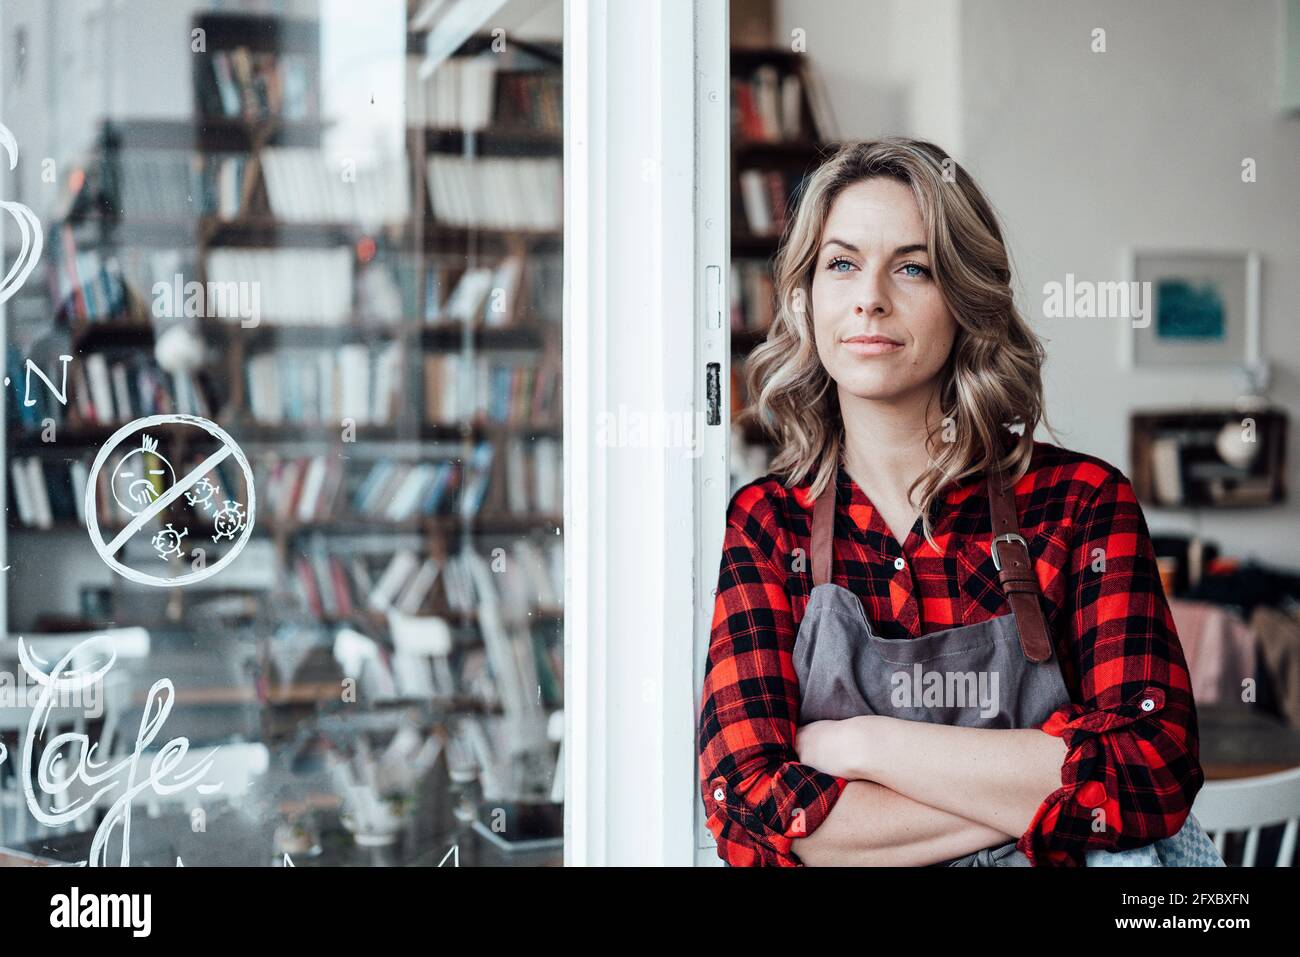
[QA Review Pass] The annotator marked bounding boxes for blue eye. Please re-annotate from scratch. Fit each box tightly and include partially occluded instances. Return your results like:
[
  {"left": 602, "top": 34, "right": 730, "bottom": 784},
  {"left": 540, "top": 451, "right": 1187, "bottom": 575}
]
[
  {"left": 827, "top": 257, "right": 854, "bottom": 272},
  {"left": 900, "top": 262, "right": 931, "bottom": 278}
]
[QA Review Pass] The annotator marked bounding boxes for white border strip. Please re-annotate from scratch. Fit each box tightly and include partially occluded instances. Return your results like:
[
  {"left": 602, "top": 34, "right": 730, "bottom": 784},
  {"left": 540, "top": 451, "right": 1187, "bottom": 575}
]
[{"left": 564, "top": 0, "right": 705, "bottom": 865}]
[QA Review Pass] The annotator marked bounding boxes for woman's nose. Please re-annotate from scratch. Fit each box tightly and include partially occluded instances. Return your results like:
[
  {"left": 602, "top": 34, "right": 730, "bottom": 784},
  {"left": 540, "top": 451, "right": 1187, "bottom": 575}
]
[{"left": 854, "top": 273, "right": 891, "bottom": 316}]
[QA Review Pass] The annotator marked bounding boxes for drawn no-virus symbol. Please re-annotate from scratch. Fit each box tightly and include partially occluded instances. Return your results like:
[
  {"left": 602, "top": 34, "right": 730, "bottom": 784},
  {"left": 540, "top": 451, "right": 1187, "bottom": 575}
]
[{"left": 84, "top": 414, "right": 257, "bottom": 587}]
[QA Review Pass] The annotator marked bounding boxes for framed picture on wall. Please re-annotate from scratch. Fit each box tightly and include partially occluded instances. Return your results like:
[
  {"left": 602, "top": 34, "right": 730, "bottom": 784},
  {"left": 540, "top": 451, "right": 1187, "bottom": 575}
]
[{"left": 1122, "top": 249, "right": 1262, "bottom": 369}]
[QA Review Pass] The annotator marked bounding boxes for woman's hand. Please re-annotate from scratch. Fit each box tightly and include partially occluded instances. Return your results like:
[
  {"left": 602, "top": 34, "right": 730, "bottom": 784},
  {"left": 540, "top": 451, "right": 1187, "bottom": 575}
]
[{"left": 794, "top": 715, "right": 882, "bottom": 779}]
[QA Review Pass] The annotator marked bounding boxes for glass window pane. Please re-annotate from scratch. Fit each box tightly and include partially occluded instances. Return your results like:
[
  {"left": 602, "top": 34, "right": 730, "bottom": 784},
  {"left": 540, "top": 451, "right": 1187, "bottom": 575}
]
[{"left": 0, "top": 0, "right": 563, "bottom": 867}]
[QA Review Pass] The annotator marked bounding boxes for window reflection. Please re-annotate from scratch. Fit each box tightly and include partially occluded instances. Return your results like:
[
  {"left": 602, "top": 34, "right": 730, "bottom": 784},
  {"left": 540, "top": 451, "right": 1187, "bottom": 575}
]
[{"left": 1, "top": 0, "right": 563, "bottom": 867}]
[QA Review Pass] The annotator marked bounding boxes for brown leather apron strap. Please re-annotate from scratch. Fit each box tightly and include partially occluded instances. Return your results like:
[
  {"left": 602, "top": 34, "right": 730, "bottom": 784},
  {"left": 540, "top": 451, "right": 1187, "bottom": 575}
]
[
  {"left": 811, "top": 478, "right": 836, "bottom": 587},
  {"left": 809, "top": 458, "right": 1053, "bottom": 663},
  {"left": 988, "top": 472, "right": 1055, "bottom": 663}
]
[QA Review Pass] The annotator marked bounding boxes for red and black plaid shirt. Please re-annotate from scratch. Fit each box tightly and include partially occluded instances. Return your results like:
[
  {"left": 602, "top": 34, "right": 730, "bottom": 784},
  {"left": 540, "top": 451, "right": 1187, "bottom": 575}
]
[{"left": 697, "top": 437, "right": 1204, "bottom": 866}]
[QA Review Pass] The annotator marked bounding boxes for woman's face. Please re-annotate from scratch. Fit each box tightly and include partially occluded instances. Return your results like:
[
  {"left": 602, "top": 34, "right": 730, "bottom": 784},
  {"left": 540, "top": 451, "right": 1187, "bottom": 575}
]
[{"left": 810, "top": 177, "right": 958, "bottom": 406}]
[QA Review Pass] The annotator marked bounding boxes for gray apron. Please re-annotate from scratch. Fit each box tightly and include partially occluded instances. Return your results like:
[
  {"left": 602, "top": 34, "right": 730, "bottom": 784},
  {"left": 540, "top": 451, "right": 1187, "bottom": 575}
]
[{"left": 793, "top": 467, "right": 1066, "bottom": 866}]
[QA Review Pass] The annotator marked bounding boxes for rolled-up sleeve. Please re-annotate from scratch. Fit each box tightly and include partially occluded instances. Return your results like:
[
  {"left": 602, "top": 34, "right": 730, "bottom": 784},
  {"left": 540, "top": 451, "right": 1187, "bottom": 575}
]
[
  {"left": 1017, "top": 472, "right": 1204, "bottom": 866},
  {"left": 697, "top": 502, "right": 848, "bottom": 866}
]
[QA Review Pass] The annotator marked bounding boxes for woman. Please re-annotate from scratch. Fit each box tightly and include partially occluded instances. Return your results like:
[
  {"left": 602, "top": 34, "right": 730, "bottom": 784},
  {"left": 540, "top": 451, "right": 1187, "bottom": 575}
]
[{"left": 697, "top": 137, "right": 1204, "bottom": 867}]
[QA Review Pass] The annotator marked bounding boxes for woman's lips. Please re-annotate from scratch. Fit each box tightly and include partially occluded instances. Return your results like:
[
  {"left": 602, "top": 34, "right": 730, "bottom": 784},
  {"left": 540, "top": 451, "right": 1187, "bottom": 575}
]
[{"left": 841, "top": 339, "right": 903, "bottom": 356}]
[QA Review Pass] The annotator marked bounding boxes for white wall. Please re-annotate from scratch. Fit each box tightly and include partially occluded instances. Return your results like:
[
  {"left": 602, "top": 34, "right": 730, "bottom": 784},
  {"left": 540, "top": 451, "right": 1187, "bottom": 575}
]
[
  {"left": 960, "top": 0, "right": 1300, "bottom": 566},
  {"left": 773, "top": 0, "right": 961, "bottom": 150},
  {"left": 770, "top": 0, "right": 1300, "bottom": 566}
]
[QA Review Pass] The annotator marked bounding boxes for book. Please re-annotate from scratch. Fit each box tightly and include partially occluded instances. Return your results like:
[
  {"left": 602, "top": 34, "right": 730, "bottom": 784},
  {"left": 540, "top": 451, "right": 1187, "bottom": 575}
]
[
  {"left": 395, "top": 557, "right": 441, "bottom": 614},
  {"left": 245, "top": 347, "right": 400, "bottom": 425},
  {"left": 206, "top": 248, "right": 353, "bottom": 325},
  {"left": 406, "top": 54, "right": 499, "bottom": 130},
  {"left": 425, "top": 155, "right": 561, "bottom": 230},
  {"left": 261, "top": 147, "right": 409, "bottom": 226},
  {"left": 731, "top": 61, "right": 820, "bottom": 143},
  {"left": 368, "top": 550, "right": 420, "bottom": 612},
  {"left": 199, "top": 47, "right": 318, "bottom": 122}
]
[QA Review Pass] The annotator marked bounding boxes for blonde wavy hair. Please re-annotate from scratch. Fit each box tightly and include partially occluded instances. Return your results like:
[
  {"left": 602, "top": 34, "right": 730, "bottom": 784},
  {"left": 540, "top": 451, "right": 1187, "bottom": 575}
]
[{"left": 742, "top": 137, "right": 1059, "bottom": 550}]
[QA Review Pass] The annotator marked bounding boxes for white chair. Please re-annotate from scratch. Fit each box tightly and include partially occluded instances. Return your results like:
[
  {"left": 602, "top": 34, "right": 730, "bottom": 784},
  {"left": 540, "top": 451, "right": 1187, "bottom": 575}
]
[
  {"left": 139, "top": 742, "right": 270, "bottom": 820},
  {"left": 1191, "top": 766, "right": 1300, "bottom": 866}
]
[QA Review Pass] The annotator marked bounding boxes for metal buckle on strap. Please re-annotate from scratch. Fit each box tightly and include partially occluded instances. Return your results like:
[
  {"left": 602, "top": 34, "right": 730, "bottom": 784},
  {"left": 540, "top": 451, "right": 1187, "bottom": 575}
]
[{"left": 991, "top": 532, "right": 1028, "bottom": 571}]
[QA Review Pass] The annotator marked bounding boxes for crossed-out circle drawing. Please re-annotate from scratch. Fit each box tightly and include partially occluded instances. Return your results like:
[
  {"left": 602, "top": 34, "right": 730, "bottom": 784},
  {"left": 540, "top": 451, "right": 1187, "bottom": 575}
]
[{"left": 84, "top": 414, "right": 257, "bottom": 587}]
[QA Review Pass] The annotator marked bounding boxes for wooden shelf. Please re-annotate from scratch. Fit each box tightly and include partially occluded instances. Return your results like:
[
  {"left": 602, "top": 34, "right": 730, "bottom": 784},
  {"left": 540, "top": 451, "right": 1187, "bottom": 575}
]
[
  {"left": 10, "top": 513, "right": 565, "bottom": 538},
  {"left": 733, "top": 139, "right": 839, "bottom": 164},
  {"left": 314, "top": 606, "right": 561, "bottom": 629},
  {"left": 67, "top": 318, "right": 559, "bottom": 349},
  {"left": 12, "top": 419, "right": 563, "bottom": 449},
  {"left": 731, "top": 328, "right": 769, "bottom": 353},
  {"left": 729, "top": 48, "right": 834, "bottom": 470},
  {"left": 419, "top": 126, "right": 562, "bottom": 157},
  {"left": 261, "top": 513, "right": 563, "bottom": 537},
  {"left": 732, "top": 232, "right": 782, "bottom": 258},
  {"left": 1130, "top": 407, "right": 1288, "bottom": 508},
  {"left": 202, "top": 217, "right": 364, "bottom": 248},
  {"left": 405, "top": 31, "right": 561, "bottom": 65},
  {"left": 98, "top": 116, "right": 327, "bottom": 153},
  {"left": 193, "top": 10, "right": 321, "bottom": 54},
  {"left": 70, "top": 319, "right": 156, "bottom": 350},
  {"left": 421, "top": 223, "right": 562, "bottom": 255}
]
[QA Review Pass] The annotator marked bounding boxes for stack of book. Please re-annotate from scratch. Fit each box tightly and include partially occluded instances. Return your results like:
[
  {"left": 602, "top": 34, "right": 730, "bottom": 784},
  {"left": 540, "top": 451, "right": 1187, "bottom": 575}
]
[
  {"left": 428, "top": 256, "right": 524, "bottom": 325},
  {"left": 290, "top": 545, "right": 444, "bottom": 619},
  {"left": 72, "top": 352, "right": 209, "bottom": 425},
  {"left": 405, "top": 54, "right": 499, "bottom": 130},
  {"left": 404, "top": 42, "right": 561, "bottom": 133},
  {"left": 494, "top": 69, "right": 562, "bottom": 132},
  {"left": 244, "top": 343, "right": 403, "bottom": 425},
  {"left": 349, "top": 443, "right": 494, "bottom": 521},
  {"left": 286, "top": 537, "right": 563, "bottom": 624},
  {"left": 731, "top": 56, "right": 834, "bottom": 146},
  {"left": 502, "top": 436, "right": 561, "bottom": 515},
  {"left": 254, "top": 455, "right": 347, "bottom": 524},
  {"left": 732, "top": 63, "right": 810, "bottom": 142},
  {"left": 422, "top": 353, "right": 561, "bottom": 425},
  {"left": 730, "top": 260, "right": 776, "bottom": 332},
  {"left": 111, "top": 151, "right": 254, "bottom": 221},
  {"left": 736, "top": 167, "right": 805, "bottom": 237},
  {"left": 261, "top": 147, "right": 410, "bottom": 225},
  {"left": 206, "top": 247, "right": 353, "bottom": 324},
  {"left": 49, "top": 228, "right": 131, "bottom": 323},
  {"left": 524, "top": 253, "right": 562, "bottom": 320},
  {"left": 196, "top": 46, "right": 318, "bottom": 122},
  {"left": 425, "top": 155, "right": 562, "bottom": 230},
  {"left": 9, "top": 457, "right": 86, "bottom": 529}
]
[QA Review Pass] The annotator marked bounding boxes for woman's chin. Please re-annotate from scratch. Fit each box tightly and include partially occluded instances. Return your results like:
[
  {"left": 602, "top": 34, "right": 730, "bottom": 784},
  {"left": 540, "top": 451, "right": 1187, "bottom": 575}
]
[{"left": 837, "top": 377, "right": 924, "bottom": 405}]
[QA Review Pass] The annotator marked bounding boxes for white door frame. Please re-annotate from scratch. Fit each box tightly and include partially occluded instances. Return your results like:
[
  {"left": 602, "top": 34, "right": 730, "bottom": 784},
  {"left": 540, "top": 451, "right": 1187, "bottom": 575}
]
[{"left": 563, "top": 0, "right": 730, "bottom": 866}]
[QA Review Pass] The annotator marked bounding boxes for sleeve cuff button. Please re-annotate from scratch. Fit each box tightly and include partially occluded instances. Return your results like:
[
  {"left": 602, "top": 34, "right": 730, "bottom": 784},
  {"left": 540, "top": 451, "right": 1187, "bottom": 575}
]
[
  {"left": 713, "top": 787, "right": 726, "bottom": 803},
  {"left": 1140, "top": 698, "right": 1156, "bottom": 712}
]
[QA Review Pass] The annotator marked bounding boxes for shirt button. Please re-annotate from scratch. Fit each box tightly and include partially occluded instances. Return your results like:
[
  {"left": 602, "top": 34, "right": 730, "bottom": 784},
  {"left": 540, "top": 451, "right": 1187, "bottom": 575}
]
[
  {"left": 893, "top": 557, "right": 906, "bottom": 571},
  {"left": 1140, "top": 698, "right": 1155, "bottom": 712},
  {"left": 713, "top": 787, "right": 726, "bottom": 803}
]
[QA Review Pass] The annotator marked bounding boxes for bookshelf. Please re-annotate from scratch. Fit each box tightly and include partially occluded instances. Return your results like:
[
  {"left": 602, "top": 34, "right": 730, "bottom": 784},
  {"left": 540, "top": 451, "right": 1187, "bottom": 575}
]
[
  {"left": 1130, "top": 407, "right": 1288, "bottom": 508},
  {"left": 729, "top": 47, "right": 838, "bottom": 491},
  {"left": 4, "top": 9, "right": 564, "bottom": 861}
]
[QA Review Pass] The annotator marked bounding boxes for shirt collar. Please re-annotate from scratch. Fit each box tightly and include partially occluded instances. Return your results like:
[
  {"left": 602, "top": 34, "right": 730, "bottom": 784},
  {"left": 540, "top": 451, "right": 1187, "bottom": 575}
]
[{"left": 829, "top": 430, "right": 1028, "bottom": 551}]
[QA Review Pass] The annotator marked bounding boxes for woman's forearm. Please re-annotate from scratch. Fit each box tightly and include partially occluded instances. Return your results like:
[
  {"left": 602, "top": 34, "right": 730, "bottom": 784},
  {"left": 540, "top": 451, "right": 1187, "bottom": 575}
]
[
  {"left": 860, "top": 718, "right": 1068, "bottom": 839},
  {"left": 790, "top": 779, "right": 1018, "bottom": 866}
]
